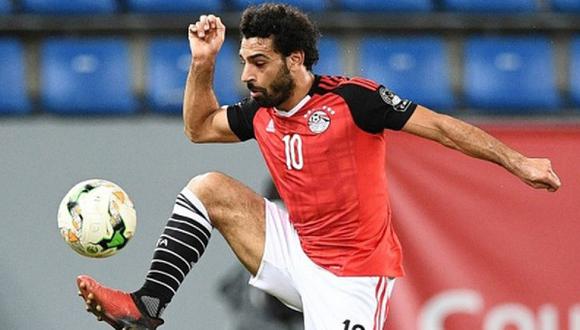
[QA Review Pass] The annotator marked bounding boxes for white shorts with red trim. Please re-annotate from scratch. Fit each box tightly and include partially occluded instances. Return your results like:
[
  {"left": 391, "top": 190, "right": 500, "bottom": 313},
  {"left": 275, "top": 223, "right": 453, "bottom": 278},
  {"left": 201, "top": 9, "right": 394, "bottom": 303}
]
[{"left": 249, "top": 200, "right": 396, "bottom": 330}]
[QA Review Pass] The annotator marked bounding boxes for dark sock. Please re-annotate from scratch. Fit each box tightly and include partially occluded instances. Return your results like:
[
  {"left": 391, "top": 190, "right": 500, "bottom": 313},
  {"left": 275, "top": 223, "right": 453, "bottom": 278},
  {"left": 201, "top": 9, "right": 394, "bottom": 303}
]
[{"left": 133, "top": 188, "right": 212, "bottom": 318}]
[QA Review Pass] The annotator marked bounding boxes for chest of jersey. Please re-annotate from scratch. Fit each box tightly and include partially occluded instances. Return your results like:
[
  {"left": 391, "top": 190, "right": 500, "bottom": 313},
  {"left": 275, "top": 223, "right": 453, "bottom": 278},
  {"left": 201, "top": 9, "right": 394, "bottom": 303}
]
[
  {"left": 253, "top": 93, "right": 382, "bottom": 226},
  {"left": 256, "top": 94, "right": 357, "bottom": 176}
]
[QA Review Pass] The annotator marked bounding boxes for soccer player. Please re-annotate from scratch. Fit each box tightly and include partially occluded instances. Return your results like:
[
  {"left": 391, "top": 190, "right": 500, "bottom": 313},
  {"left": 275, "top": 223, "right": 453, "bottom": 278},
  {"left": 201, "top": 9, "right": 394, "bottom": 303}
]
[{"left": 76, "top": 3, "right": 562, "bottom": 329}]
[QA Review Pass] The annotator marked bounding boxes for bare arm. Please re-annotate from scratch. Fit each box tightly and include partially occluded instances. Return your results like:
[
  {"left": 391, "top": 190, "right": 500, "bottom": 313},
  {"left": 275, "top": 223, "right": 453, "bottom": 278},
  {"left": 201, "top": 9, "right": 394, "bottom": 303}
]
[
  {"left": 183, "top": 14, "right": 239, "bottom": 143},
  {"left": 402, "top": 105, "right": 562, "bottom": 191}
]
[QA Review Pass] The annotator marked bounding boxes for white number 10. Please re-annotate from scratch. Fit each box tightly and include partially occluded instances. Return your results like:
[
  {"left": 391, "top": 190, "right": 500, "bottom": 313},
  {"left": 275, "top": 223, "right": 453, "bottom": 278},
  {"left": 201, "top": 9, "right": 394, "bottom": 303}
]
[{"left": 282, "top": 134, "right": 303, "bottom": 170}]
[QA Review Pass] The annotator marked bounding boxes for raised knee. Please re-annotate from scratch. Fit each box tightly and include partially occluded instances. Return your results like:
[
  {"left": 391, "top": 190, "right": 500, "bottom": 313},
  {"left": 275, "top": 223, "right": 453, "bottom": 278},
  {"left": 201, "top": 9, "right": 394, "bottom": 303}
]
[{"left": 186, "top": 172, "right": 227, "bottom": 202}]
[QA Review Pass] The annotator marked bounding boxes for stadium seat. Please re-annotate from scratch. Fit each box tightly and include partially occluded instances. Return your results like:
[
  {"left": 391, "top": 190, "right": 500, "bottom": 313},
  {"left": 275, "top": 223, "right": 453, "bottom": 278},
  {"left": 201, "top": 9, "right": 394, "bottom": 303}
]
[
  {"left": 359, "top": 36, "right": 455, "bottom": 111},
  {"left": 551, "top": 0, "right": 580, "bottom": 12},
  {"left": 0, "top": 0, "right": 12, "bottom": 13},
  {"left": 0, "top": 39, "right": 30, "bottom": 114},
  {"left": 442, "top": 0, "right": 537, "bottom": 12},
  {"left": 40, "top": 38, "right": 136, "bottom": 114},
  {"left": 126, "top": 0, "right": 221, "bottom": 13},
  {"left": 570, "top": 37, "right": 580, "bottom": 107},
  {"left": 337, "top": 0, "right": 432, "bottom": 11},
  {"left": 313, "top": 37, "right": 343, "bottom": 76},
  {"left": 146, "top": 38, "right": 239, "bottom": 114},
  {"left": 21, "top": 0, "right": 117, "bottom": 14},
  {"left": 231, "top": 0, "right": 328, "bottom": 11},
  {"left": 463, "top": 37, "right": 560, "bottom": 112}
]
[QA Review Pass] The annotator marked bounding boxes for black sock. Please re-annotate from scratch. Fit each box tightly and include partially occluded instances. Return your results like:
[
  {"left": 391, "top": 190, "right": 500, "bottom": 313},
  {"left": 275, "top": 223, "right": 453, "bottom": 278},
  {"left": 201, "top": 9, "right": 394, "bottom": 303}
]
[{"left": 133, "top": 188, "right": 212, "bottom": 318}]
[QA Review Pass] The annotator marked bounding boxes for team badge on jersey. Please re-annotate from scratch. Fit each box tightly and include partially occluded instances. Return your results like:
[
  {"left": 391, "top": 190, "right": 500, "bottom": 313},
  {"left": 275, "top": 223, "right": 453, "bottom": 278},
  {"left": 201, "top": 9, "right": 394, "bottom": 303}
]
[
  {"left": 379, "top": 86, "right": 411, "bottom": 112},
  {"left": 307, "top": 109, "right": 332, "bottom": 134}
]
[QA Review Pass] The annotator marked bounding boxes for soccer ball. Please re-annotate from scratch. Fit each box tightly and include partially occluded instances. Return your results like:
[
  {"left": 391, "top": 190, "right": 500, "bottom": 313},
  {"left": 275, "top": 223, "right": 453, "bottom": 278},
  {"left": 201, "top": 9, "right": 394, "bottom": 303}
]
[{"left": 57, "top": 179, "right": 137, "bottom": 258}]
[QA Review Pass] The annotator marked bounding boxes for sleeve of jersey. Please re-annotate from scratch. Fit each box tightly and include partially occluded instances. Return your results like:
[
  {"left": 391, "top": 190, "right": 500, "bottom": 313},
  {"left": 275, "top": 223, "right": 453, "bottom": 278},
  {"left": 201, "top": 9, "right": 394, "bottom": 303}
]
[
  {"left": 226, "top": 98, "right": 260, "bottom": 141},
  {"left": 335, "top": 83, "right": 417, "bottom": 134}
]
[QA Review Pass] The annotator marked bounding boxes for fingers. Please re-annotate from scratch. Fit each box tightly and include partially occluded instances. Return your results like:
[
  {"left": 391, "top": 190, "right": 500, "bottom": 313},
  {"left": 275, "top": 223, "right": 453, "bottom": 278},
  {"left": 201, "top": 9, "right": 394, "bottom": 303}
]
[
  {"left": 546, "top": 168, "right": 562, "bottom": 191},
  {"left": 532, "top": 170, "right": 561, "bottom": 192},
  {"left": 189, "top": 14, "right": 224, "bottom": 39}
]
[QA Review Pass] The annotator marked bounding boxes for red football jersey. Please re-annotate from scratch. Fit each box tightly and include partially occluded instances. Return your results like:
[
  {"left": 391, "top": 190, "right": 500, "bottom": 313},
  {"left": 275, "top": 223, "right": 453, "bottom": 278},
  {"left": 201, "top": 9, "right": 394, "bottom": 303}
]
[{"left": 227, "top": 75, "right": 416, "bottom": 277}]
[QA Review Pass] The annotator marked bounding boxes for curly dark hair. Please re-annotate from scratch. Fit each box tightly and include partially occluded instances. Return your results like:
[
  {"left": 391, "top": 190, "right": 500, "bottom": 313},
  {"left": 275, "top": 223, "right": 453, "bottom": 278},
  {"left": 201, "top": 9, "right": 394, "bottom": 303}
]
[{"left": 240, "top": 3, "right": 320, "bottom": 70}]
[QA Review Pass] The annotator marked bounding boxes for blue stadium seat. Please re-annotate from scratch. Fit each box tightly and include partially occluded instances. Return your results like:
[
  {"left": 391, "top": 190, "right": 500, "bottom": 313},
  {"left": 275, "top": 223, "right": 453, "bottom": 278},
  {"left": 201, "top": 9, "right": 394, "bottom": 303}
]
[
  {"left": 232, "top": 0, "right": 328, "bottom": 11},
  {"left": 463, "top": 37, "right": 560, "bottom": 112},
  {"left": 0, "top": 39, "right": 30, "bottom": 114},
  {"left": 570, "top": 37, "right": 580, "bottom": 107},
  {"left": 126, "top": 0, "right": 221, "bottom": 13},
  {"left": 552, "top": 0, "right": 580, "bottom": 12},
  {"left": 442, "top": 0, "right": 537, "bottom": 12},
  {"left": 146, "top": 38, "right": 239, "bottom": 114},
  {"left": 337, "top": 0, "right": 432, "bottom": 11},
  {"left": 0, "top": 0, "right": 12, "bottom": 13},
  {"left": 313, "top": 37, "right": 343, "bottom": 76},
  {"left": 214, "top": 40, "right": 241, "bottom": 105},
  {"left": 21, "top": 0, "right": 117, "bottom": 14},
  {"left": 41, "top": 38, "right": 136, "bottom": 114},
  {"left": 359, "top": 37, "right": 455, "bottom": 111}
]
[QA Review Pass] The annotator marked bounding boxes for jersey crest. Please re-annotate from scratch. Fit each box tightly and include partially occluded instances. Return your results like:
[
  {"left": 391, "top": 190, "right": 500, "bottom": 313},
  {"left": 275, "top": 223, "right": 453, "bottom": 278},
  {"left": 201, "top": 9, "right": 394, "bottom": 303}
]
[{"left": 304, "top": 105, "right": 335, "bottom": 134}]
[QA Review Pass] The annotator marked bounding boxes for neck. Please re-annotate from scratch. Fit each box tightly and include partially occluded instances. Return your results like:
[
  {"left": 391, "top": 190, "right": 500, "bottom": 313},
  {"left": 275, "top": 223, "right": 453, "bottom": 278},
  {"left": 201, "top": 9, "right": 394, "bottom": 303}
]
[{"left": 276, "top": 70, "right": 315, "bottom": 112}]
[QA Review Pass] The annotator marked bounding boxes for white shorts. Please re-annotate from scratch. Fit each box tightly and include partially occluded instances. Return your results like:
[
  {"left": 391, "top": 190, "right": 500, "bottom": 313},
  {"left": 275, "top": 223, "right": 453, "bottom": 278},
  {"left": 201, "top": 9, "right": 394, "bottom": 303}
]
[{"left": 249, "top": 200, "right": 396, "bottom": 330}]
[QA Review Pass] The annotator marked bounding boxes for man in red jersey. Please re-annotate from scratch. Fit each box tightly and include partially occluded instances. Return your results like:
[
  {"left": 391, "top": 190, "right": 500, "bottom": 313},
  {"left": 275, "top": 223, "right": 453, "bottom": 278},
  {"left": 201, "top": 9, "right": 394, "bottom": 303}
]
[{"left": 76, "top": 3, "right": 561, "bottom": 329}]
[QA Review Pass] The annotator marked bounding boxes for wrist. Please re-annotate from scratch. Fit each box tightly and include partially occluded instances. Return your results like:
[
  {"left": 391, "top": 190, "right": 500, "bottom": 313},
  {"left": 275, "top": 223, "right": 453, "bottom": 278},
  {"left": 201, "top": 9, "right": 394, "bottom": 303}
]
[
  {"left": 506, "top": 153, "right": 527, "bottom": 175},
  {"left": 191, "top": 56, "right": 216, "bottom": 68}
]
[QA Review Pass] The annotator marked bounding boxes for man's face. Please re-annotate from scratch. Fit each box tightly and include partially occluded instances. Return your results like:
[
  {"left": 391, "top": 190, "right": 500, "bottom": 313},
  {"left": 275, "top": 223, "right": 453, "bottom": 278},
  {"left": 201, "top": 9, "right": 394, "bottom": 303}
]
[{"left": 239, "top": 37, "right": 295, "bottom": 108}]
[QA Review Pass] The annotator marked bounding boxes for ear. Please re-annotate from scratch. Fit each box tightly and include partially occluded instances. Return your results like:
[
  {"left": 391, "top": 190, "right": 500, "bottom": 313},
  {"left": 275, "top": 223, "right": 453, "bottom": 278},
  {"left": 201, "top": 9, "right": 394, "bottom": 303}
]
[{"left": 286, "top": 50, "right": 305, "bottom": 71}]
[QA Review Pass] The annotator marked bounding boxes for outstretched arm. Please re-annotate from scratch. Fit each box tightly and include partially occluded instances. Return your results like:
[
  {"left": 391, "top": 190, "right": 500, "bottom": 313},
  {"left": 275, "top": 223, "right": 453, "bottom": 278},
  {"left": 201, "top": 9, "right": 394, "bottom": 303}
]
[
  {"left": 401, "top": 105, "right": 562, "bottom": 192},
  {"left": 183, "top": 14, "right": 239, "bottom": 143}
]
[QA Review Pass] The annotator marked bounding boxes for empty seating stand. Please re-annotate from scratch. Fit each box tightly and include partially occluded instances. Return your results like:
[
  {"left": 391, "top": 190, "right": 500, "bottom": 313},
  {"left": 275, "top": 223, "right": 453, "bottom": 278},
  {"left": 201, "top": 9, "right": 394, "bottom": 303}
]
[
  {"left": 126, "top": 0, "right": 221, "bottom": 13},
  {"left": 313, "top": 37, "right": 343, "bottom": 76},
  {"left": 442, "top": 0, "right": 537, "bottom": 12},
  {"left": 21, "top": 0, "right": 118, "bottom": 14},
  {"left": 0, "top": 39, "right": 30, "bottom": 114},
  {"left": 146, "top": 38, "right": 239, "bottom": 114},
  {"left": 551, "top": 0, "right": 580, "bottom": 12},
  {"left": 570, "top": 37, "right": 580, "bottom": 107},
  {"left": 40, "top": 38, "right": 136, "bottom": 114},
  {"left": 359, "top": 36, "right": 455, "bottom": 111},
  {"left": 337, "top": 0, "right": 432, "bottom": 11},
  {"left": 463, "top": 36, "right": 560, "bottom": 113},
  {"left": 0, "top": 0, "right": 12, "bottom": 13},
  {"left": 231, "top": 0, "right": 328, "bottom": 11}
]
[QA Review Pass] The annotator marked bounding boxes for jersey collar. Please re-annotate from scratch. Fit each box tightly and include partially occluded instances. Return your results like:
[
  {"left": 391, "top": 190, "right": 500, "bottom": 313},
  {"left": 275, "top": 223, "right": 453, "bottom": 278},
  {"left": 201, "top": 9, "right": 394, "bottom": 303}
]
[
  {"left": 274, "top": 95, "right": 311, "bottom": 117},
  {"left": 273, "top": 74, "right": 320, "bottom": 118}
]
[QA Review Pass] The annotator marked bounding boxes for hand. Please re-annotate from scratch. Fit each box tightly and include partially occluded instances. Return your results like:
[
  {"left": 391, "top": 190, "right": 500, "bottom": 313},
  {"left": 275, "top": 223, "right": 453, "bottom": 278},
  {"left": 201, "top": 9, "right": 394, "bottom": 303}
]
[
  {"left": 515, "top": 157, "right": 561, "bottom": 192},
  {"left": 188, "top": 14, "right": 226, "bottom": 63}
]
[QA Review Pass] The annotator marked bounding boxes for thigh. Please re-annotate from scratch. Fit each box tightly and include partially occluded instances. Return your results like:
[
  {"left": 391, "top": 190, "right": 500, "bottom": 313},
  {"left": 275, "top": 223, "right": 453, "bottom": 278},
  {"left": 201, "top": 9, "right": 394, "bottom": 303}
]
[
  {"left": 249, "top": 200, "right": 303, "bottom": 311},
  {"left": 187, "top": 172, "right": 265, "bottom": 276},
  {"left": 299, "top": 266, "right": 396, "bottom": 330}
]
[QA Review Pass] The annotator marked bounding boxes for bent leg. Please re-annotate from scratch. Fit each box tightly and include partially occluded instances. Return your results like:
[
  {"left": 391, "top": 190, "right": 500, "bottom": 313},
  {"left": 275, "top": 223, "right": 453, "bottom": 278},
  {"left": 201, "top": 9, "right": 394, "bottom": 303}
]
[
  {"left": 77, "top": 172, "right": 266, "bottom": 327},
  {"left": 187, "top": 172, "right": 265, "bottom": 276}
]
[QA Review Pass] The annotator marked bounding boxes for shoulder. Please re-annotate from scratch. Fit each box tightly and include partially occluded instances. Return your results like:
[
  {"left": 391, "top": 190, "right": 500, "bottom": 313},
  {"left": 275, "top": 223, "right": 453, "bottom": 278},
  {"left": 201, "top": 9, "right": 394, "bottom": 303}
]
[
  {"left": 336, "top": 77, "right": 381, "bottom": 92},
  {"left": 226, "top": 98, "right": 262, "bottom": 141},
  {"left": 330, "top": 77, "right": 417, "bottom": 133},
  {"left": 311, "top": 75, "right": 381, "bottom": 99},
  {"left": 227, "top": 97, "right": 260, "bottom": 113}
]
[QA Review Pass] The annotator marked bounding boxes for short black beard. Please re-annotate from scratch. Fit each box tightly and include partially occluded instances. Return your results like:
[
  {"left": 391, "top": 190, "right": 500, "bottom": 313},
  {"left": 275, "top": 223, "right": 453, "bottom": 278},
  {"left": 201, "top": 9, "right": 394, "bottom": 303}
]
[{"left": 251, "top": 64, "right": 295, "bottom": 108}]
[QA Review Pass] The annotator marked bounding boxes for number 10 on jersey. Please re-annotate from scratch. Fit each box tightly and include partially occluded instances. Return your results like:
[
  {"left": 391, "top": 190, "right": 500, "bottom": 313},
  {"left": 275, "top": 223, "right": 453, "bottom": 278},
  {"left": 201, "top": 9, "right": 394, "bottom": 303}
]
[{"left": 282, "top": 134, "right": 303, "bottom": 170}]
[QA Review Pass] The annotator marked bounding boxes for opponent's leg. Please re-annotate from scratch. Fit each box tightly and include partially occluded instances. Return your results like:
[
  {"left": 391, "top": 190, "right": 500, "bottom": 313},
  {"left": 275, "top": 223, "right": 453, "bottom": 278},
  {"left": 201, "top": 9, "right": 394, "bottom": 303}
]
[{"left": 77, "top": 172, "right": 266, "bottom": 328}]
